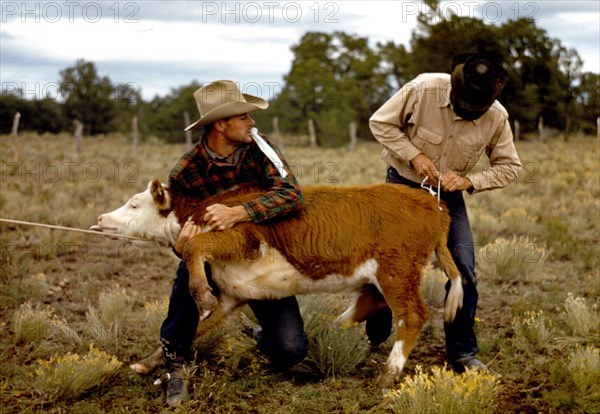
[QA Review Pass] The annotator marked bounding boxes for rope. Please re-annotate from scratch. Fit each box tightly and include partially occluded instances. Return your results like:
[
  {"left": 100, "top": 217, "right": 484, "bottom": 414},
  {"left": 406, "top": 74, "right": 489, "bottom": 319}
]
[
  {"left": 0, "top": 218, "right": 148, "bottom": 241},
  {"left": 420, "top": 176, "right": 443, "bottom": 212}
]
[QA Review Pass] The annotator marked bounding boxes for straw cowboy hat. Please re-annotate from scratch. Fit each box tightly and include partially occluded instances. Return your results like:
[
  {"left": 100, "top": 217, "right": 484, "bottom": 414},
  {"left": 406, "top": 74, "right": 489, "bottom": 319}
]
[
  {"left": 450, "top": 53, "right": 509, "bottom": 114},
  {"left": 185, "top": 80, "right": 269, "bottom": 131}
]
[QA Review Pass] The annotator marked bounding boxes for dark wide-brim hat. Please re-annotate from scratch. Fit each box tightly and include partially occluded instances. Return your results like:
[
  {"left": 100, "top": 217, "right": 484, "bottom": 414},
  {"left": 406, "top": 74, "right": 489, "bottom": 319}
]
[{"left": 450, "top": 53, "right": 509, "bottom": 113}]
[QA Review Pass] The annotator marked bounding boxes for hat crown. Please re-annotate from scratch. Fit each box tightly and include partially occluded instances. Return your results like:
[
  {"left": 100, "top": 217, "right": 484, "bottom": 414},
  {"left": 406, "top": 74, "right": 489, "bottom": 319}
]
[
  {"left": 450, "top": 52, "right": 509, "bottom": 113},
  {"left": 185, "top": 80, "right": 268, "bottom": 131},
  {"left": 464, "top": 59, "right": 497, "bottom": 93},
  {"left": 194, "top": 80, "right": 247, "bottom": 117}
]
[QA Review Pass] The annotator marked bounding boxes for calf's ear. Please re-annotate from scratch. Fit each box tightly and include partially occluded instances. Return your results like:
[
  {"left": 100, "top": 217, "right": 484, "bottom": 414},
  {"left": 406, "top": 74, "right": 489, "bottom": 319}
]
[{"left": 150, "top": 179, "right": 166, "bottom": 206}]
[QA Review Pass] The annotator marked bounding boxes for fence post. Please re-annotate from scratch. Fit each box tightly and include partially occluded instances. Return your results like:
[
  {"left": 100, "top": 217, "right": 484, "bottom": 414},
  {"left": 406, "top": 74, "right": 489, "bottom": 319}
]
[
  {"left": 11, "top": 112, "right": 20, "bottom": 162},
  {"left": 348, "top": 121, "right": 357, "bottom": 151},
  {"left": 10, "top": 112, "right": 20, "bottom": 138},
  {"left": 308, "top": 119, "right": 317, "bottom": 148},
  {"left": 131, "top": 116, "right": 139, "bottom": 148},
  {"left": 184, "top": 111, "right": 193, "bottom": 149},
  {"left": 514, "top": 120, "right": 520, "bottom": 142},
  {"left": 272, "top": 117, "right": 284, "bottom": 150},
  {"left": 74, "top": 120, "right": 84, "bottom": 154},
  {"left": 538, "top": 116, "right": 545, "bottom": 141}
]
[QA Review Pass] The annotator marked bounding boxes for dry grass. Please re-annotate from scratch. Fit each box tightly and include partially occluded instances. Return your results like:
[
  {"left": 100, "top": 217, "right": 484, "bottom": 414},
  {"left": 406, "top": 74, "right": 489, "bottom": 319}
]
[
  {"left": 31, "top": 344, "right": 121, "bottom": 402},
  {"left": 382, "top": 365, "right": 501, "bottom": 414},
  {"left": 1, "top": 133, "right": 598, "bottom": 413}
]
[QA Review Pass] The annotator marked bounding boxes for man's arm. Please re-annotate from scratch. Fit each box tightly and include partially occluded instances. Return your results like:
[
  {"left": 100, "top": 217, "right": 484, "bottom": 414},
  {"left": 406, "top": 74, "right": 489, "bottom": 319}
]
[
  {"left": 468, "top": 118, "right": 522, "bottom": 193},
  {"left": 369, "top": 81, "right": 422, "bottom": 164},
  {"left": 241, "top": 136, "right": 304, "bottom": 223}
]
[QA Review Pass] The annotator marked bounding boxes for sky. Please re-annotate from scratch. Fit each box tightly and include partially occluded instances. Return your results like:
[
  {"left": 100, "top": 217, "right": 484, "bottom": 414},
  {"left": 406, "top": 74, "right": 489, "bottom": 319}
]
[{"left": 1, "top": 1, "right": 599, "bottom": 101}]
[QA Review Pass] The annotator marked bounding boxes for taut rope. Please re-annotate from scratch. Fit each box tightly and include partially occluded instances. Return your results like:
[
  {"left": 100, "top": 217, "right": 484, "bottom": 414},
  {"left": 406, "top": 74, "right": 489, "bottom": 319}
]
[{"left": 0, "top": 218, "right": 148, "bottom": 241}]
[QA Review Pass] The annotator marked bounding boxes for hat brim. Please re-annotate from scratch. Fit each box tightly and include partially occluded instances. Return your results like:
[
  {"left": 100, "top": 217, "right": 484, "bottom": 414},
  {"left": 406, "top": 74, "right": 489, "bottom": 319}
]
[{"left": 185, "top": 94, "right": 268, "bottom": 131}]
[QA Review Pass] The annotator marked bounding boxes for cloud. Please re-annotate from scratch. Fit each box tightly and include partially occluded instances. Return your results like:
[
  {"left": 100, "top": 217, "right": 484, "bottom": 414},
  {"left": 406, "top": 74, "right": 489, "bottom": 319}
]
[{"left": 1, "top": 1, "right": 597, "bottom": 101}]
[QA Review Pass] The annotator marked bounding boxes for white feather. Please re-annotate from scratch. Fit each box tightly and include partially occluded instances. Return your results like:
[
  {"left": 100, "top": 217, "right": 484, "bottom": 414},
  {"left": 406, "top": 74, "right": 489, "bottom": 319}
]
[{"left": 251, "top": 127, "right": 288, "bottom": 178}]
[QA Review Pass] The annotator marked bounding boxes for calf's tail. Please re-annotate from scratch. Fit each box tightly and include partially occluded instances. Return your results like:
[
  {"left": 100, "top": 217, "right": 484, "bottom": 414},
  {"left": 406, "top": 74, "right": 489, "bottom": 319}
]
[{"left": 435, "top": 218, "right": 464, "bottom": 322}]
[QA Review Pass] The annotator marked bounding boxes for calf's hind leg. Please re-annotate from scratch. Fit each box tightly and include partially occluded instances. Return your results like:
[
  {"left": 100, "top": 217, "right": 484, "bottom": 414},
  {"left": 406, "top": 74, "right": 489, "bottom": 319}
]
[{"left": 378, "top": 263, "right": 429, "bottom": 388}]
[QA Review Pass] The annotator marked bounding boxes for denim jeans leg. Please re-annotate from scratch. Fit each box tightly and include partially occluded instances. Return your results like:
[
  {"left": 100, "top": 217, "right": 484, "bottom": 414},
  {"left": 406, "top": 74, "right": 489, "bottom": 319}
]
[
  {"left": 440, "top": 190, "right": 479, "bottom": 365},
  {"left": 160, "top": 260, "right": 200, "bottom": 359},
  {"left": 248, "top": 297, "right": 308, "bottom": 367}
]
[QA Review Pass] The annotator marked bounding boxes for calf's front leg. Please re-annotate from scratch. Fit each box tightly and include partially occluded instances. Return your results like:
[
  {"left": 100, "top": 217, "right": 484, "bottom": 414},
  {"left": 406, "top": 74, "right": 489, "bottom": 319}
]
[
  {"left": 182, "top": 228, "right": 259, "bottom": 321},
  {"left": 184, "top": 253, "right": 218, "bottom": 321}
]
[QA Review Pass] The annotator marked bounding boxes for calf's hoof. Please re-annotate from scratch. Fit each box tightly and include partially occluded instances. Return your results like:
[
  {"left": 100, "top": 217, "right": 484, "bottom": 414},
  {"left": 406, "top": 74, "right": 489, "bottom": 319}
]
[
  {"left": 130, "top": 347, "right": 165, "bottom": 375},
  {"left": 379, "top": 371, "right": 399, "bottom": 390},
  {"left": 194, "top": 291, "right": 218, "bottom": 321}
]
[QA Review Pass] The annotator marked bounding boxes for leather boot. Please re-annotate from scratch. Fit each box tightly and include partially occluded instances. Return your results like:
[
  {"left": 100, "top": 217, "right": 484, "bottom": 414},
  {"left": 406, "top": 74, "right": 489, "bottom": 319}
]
[{"left": 164, "top": 353, "right": 189, "bottom": 407}]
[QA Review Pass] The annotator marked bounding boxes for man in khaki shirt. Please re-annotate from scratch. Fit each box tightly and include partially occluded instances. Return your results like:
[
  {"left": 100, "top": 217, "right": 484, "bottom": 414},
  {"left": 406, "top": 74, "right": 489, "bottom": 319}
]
[{"left": 369, "top": 53, "right": 521, "bottom": 372}]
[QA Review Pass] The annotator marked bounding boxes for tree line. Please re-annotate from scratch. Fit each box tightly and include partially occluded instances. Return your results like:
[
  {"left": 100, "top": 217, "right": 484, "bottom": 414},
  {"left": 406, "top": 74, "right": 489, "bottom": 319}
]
[{"left": 1, "top": 13, "right": 598, "bottom": 146}]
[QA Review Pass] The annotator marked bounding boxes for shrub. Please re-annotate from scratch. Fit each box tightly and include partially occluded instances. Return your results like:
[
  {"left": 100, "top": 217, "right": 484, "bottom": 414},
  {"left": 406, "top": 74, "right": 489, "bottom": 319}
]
[
  {"left": 141, "top": 298, "right": 168, "bottom": 338},
  {"left": 563, "top": 293, "right": 599, "bottom": 338},
  {"left": 12, "top": 302, "right": 54, "bottom": 344},
  {"left": 568, "top": 346, "right": 600, "bottom": 396},
  {"left": 477, "top": 236, "right": 546, "bottom": 284},
  {"left": 31, "top": 344, "right": 121, "bottom": 402},
  {"left": 297, "top": 295, "right": 368, "bottom": 378},
  {"left": 500, "top": 207, "right": 539, "bottom": 237},
  {"left": 546, "top": 346, "right": 600, "bottom": 412},
  {"left": 12, "top": 302, "right": 81, "bottom": 349},
  {"left": 383, "top": 365, "right": 501, "bottom": 414},
  {"left": 97, "top": 288, "right": 137, "bottom": 327},
  {"left": 511, "top": 310, "right": 555, "bottom": 354},
  {"left": 83, "top": 288, "right": 136, "bottom": 353}
]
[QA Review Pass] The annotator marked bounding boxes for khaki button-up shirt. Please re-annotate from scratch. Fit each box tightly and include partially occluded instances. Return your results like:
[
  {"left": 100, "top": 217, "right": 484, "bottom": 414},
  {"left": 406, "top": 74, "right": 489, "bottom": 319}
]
[{"left": 369, "top": 73, "right": 522, "bottom": 193}]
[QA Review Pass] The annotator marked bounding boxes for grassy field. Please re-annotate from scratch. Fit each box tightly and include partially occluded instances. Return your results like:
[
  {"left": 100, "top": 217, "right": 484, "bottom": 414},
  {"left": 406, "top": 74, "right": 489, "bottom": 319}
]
[{"left": 0, "top": 133, "right": 598, "bottom": 413}]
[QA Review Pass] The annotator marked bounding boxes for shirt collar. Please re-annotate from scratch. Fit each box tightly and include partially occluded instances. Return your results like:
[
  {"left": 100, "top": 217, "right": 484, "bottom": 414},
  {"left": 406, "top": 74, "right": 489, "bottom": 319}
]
[{"left": 202, "top": 135, "right": 247, "bottom": 165}]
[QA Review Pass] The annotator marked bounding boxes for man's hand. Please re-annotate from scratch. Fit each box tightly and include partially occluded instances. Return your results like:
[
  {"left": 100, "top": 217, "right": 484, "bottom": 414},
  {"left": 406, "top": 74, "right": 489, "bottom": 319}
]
[
  {"left": 203, "top": 204, "right": 250, "bottom": 231},
  {"left": 174, "top": 204, "right": 251, "bottom": 254},
  {"left": 411, "top": 153, "right": 440, "bottom": 184},
  {"left": 175, "top": 218, "right": 204, "bottom": 254},
  {"left": 440, "top": 171, "right": 473, "bottom": 192}
]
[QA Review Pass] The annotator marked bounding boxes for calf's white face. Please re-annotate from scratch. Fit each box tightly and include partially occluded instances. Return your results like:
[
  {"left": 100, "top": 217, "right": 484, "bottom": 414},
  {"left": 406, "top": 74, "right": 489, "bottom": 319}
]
[{"left": 91, "top": 181, "right": 181, "bottom": 247}]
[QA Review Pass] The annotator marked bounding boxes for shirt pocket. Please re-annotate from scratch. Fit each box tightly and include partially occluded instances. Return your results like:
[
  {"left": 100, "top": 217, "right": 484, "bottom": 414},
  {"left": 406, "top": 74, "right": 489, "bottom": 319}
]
[
  {"left": 412, "top": 127, "right": 443, "bottom": 161},
  {"left": 447, "top": 141, "right": 486, "bottom": 173}
]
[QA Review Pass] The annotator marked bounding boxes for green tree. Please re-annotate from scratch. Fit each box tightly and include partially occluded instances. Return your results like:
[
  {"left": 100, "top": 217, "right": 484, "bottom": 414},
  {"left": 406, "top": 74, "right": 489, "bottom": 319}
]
[
  {"left": 377, "top": 40, "right": 411, "bottom": 90},
  {"left": 112, "top": 82, "right": 143, "bottom": 136},
  {"left": 408, "top": 2, "right": 586, "bottom": 135},
  {"left": 144, "top": 82, "right": 199, "bottom": 143},
  {"left": 499, "top": 18, "right": 576, "bottom": 132},
  {"left": 0, "top": 87, "right": 67, "bottom": 134},
  {"left": 271, "top": 31, "right": 390, "bottom": 146},
  {"left": 557, "top": 47, "right": 583, "bottom": 138},
  {"left": 59, "top": 59, "right": 116, "bottom": 135},
  {"left": 577, "top": 72, "right": 600, "bottom": 134},
  {"left": 410, "top": 14, "right": 504, "bottom": 76}
]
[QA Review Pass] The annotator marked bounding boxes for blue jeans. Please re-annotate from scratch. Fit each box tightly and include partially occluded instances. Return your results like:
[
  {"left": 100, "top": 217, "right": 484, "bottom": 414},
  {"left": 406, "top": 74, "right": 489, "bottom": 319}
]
[
  {"left": 160, "top": 260, "right": 308, "bottom": 367},
  {"left": 368, "top": 167, "right": 479, "bottom": 365}
]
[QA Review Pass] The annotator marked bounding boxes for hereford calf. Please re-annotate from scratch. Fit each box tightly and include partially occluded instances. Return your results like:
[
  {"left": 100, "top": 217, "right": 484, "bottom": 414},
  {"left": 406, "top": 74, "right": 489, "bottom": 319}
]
[{"left": 91, "top": 180, "right": 463, "bottom": 386}]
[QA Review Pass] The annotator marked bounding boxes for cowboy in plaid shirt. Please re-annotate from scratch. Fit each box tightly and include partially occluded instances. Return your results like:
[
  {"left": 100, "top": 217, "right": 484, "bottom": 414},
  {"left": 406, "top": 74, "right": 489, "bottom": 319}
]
[{"left": 161, "top": 81, "right": 307, "bottom": 407}]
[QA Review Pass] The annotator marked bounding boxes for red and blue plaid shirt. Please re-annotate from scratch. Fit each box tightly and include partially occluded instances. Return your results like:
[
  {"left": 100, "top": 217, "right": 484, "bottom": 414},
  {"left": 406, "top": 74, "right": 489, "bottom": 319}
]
[{"left": 168, "top": 134, "right": 304, "bottom": 223}]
